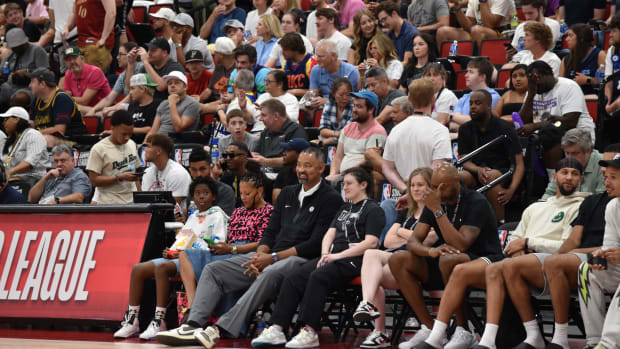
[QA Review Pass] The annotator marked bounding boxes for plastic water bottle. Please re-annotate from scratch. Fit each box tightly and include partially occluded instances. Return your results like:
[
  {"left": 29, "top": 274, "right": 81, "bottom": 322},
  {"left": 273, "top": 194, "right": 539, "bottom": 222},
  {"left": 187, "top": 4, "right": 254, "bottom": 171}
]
[
  {"left": 2, "top": 61, "right": 9, "bottom": 81},
  {"left": 512, "top": 112, "right": 524, "bottom": 129},
  {"left": 517, "top": 37, "right": 525, "bottom": 51},
  {"left": 255, "top": 311, "right": 266, "bottom": 333},
  {"left": 449, "top": 40, "right": 458, "bottom": 57},
  {"left": 187, "top": 201, "right": 198, "bottom": 217},
  {"left": 510, "top": 13, "right": 519, "bottom": 30},
  {"left": 560, "top": 19, "right": 568, "bottom": 34},
  {"left": 595, "top": 64, "right": 605, "bottom": 85},
  {"left": 211, "top": 138, "right": 219, "bottom": 164}
]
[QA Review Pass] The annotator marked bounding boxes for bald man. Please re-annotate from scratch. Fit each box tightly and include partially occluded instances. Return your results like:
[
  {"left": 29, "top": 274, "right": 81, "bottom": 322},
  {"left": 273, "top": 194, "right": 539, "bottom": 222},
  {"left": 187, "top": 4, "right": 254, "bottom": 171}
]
[{"left": 389, "top": 164, "right": 503, "bottom": 349}]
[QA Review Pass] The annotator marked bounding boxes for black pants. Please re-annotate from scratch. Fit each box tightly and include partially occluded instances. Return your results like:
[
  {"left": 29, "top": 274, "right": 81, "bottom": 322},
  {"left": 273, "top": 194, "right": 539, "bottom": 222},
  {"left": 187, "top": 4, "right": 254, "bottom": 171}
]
[{"left": 270, "top": 256, "right": 363, "bottom": 331}]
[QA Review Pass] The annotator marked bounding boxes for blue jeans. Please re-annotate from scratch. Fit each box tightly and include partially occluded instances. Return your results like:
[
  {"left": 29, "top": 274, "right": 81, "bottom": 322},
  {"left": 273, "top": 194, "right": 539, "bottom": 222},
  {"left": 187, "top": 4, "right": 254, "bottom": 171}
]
[{"left": 380, "top": 199, "right": 397, "bottom": 245}]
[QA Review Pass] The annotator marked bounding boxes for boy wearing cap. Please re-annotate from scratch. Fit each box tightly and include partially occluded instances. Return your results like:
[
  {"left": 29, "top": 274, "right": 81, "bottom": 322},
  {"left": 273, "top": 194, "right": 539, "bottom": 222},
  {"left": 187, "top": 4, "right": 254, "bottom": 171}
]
[
  {"left": 578, "top": 152, "right": 620, "bottom": 349},
  {"left": 185, "top": 50, "right": 213, "bottom": 100},
  {"left": 149, "top": 71, "right": 201, "bottom": 136},
  {"left": 225, "top": 19, "right": 246, "bottom": 47},
  {"left": 127, "top": 73, "right": 161, "bottom": 135},
  {"left": 200, "top": 0, "right": 246, "bottom": 44},
  {"left": 171, "top": 13, "right": 214, "bottom": 70},
  {"left": 62, "top": 46, "right": 111, "bottom": 109}
]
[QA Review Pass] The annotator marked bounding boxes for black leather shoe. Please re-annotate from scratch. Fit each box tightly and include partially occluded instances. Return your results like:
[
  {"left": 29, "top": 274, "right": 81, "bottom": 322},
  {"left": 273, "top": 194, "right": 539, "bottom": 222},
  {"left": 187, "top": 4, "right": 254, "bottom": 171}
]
[{"left": 545, "top": 343, "right": 564, "bottom": 349}]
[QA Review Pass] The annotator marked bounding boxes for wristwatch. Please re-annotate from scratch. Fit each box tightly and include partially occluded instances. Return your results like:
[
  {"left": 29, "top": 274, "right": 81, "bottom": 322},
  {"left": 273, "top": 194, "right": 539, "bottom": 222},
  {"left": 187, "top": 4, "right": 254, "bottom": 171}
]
[
  {"left": 587, "top": 77, "right": 592, "bottom": 84},
  {"left": 434, "top": 209, "right": 445, "bottom": 218},
  {"left": 271, "top": 252, "right": 280, "bottom": 263},
  {"left": 175, "top": 42, "right": 182, "bottom": 48},
  {"left": 231, "top": 246, "right": 238, "bottom": 254},
  {"left": 54, "top": 197, "right": 60, "bottom": 204}
]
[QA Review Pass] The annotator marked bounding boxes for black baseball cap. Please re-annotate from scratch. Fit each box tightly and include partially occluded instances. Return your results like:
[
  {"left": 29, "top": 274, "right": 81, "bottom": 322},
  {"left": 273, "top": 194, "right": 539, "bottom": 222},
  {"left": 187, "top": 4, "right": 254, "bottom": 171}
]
[
  {"left": 599, "top": 153, "right": 620, "bottom": 168},
  {"left": 27, "top": 68, "right": 57, "bottom": 87},
  {"left": 146, "top": 37, "right": 171, "bottom": 53},
  {"left": 556, "top": 157, "right": 584, "bottom": 174},
  {"left": 185, "top": 50, "right": 203, "bottom": 63}
]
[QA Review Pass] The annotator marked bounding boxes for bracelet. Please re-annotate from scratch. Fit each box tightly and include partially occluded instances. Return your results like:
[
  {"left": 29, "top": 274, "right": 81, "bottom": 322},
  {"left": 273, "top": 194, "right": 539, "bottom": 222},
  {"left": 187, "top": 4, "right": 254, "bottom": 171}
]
[
  {"left": 231, "top": 246, "right": 238, "bottom": 254},
  {"left": 428, "top": 247, "right": 434, "bottom": 256}
]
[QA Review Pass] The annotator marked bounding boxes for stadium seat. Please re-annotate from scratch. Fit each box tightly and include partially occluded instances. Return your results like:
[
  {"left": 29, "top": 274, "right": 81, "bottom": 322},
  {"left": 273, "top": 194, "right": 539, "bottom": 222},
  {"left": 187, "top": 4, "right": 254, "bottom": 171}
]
[
  {"left": 479, "top": 38, "right": 511, "bottom": 65},
  {"left": 516, "top": 7, "right": 525, "bottom": 21},
  {"left": 586, "top": 99, "right": 598, "bottom": 123},
  {"left": 301, "top": 0, "right": 311, "bottom": 11},
  {"left": 130, "top": 5, "right": 148, "bottom": 23},
  {"left": 440, "top": 40, "right": 474, "bottom": 57},
  {"left": 312, "top": 108, "right": 322, "bottom": 128},
  {"left": 604, "top": 31, "right": 611, "bottom": 50},
  {"left": 103, "top": 116, "right": 112, "bottom": 131},
  {"left": 83, "top": 115, "right": 101, "bottom": 134},
  {"left": 456, "top": 70, "right": 467, "bottom": 90},
  {"left": 200, "top": 113, "right": 215, "bottom": 127},
  {"left": 497, "top": 69, "right": 512, "bottom": 88}
]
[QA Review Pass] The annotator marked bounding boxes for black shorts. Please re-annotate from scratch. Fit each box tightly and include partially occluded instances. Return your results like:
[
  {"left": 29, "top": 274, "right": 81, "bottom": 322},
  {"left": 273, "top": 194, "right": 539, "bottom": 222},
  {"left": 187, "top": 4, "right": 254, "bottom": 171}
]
[
  {"left": 423, "top": 256, "right": 445, "bottom": 291},
  {"left": 467, "top": 252, "right": 505, "bottom": 264}
]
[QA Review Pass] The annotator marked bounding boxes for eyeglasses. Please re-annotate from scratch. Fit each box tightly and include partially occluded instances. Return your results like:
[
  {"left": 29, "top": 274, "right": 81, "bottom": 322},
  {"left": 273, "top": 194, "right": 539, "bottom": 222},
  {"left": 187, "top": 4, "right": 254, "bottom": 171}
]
[
  {"left": 117, "top": 53, "right": 127, "bottom": 57},
  {"left": 378, "top": 17, "right": 388, "bottom": 24},
  {"left": 222, "top": 152, "right": 245, "bottom": 159},
  {"left": 264, "top": 79, "right": 275, "bottom": 84}
]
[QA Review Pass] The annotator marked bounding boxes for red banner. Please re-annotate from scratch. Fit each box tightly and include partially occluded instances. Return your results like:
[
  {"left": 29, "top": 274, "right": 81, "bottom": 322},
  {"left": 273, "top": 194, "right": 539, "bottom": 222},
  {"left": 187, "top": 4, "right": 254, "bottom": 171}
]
[{"left": 0, "top": 212, "right": 151, "bottom": 320}]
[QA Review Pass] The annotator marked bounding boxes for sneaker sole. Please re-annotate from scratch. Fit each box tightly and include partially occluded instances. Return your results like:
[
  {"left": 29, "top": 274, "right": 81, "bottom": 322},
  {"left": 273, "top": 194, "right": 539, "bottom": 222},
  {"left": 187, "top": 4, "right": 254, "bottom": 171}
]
[
  {"left": 353, "top": 311, "right": 380, "bottom": 323},
  {"left": 252, "top": 340, "right": 287, "bottom": 348},
  {"left": 285, "top": 345, "right": 319, "bottom": 349},
  {"left": 154, "top": 333, "right": 198, "bottom": 346},
  {"left": 361, "top": 343, "right": 391, "bottom": 349},
  {"left": 195, "top": 331, "right": 219, "bottom": 349},
  {"left": 113, "top": 330, "right": 140, "bottom": 339}
]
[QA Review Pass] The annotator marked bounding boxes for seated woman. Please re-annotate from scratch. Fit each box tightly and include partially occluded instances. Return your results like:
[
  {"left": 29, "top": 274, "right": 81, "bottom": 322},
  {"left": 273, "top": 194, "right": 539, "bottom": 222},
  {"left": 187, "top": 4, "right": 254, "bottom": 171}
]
[
  {"left": 265, "top": 12, "right": 314, "bottom": 69},
  {"left": 400, "top": 33, "right": 438, "bottom": 93},
  {"left": 250, "top": 165, "right": 385, "bottom": 348},
  {"left": 504, "top": 21, "right": 561, "bottom": 77},
  {"left": 493, "top": 64, "right": 528, "bottom": 123},
  {"left": 352, "top": 167, "right": 434, "bottom": 348},
  {"left": 358, "top": 33, "right": 403, "bottom": 89},
  {"left": 347, "top": 9, "right": 378, "bottom": 66},
  {"left": 255, "top": 14, "right": 283, "bottom": 66},
  {"left": 114, "top": 176, "right": 229, "bottom": 340},
  {"left": 423, "top": 64, "right": 458, "bottom": 127},
  {"left": 559, "top": 23, "right": 606, "bottom": 99},
  {"left": 0, "top": 106, "right": 49, "bottom": 186},
  {"left": 178, "top": 171, "right": 273, "bottom": 314},
  {"left": 317, "top": 77, "right": 354, "bottom": 144}
]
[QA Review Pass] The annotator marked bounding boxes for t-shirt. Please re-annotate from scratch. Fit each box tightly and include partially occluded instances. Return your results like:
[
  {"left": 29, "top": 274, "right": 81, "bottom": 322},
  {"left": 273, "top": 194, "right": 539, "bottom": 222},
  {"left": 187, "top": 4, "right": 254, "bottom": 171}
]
[
  {"left": 331, "top": 0, "right": 366, "bottom": 27},
  {"left": 32, "top": 89, "right": 87, "bottom": 138},
  {"left": 465, "top": 0, "right": 515, "bottom": 28},
  {"left": 210, "top": 7, "right": 247, "bottom": 44},
  {"left": 378, "top": 88, "right": 406, "bottom": 134},
  {"left": 245, "top": 8, "right": 273, "bottom": 36},
  {"left": 142, "top": 159, "right": 192, "bottom": 207},
  {"left": 526, "top": 77, "right": 595, "bottom": 142},
  {"left": 512, "top": 50, "right": 561, "bottom": 77},
  {"left": 0, "top": 186, "right": 28, "bottom": 204},
  {"left": 387, "top": 21, "right": 419, "bottom": 61},
  {"left": 138, "top": 59, "right": 185, "bottom": 100},
  {"left": 49, "top": 0, "right": 77, "bottom": 43},
  {"left": 26, "top": 0, "right": 48, "bottom": 19},
  {"left": 457, "top": 116, "right": 522, "bottom": 171},
  {"left": 271, "top": 34, "right": 314, "bottom": 67},
  {"left": 218, "top": 132, "right": 259, "bottom": 153},
  {"left": 338, "top": 120, "right": 387, "bottom": 173},
  {"left": 571, "top": 192, "right": 611, "bottom": 249},
  {"left": 325, "top": 30, "right": 352, "bottom": 61},
  {"left": 383, "top": 116, "right": 451, "bottom": 181},
  {"left": 386, "top": 60, "right": 404, "bottom": 82},
  {"left": 407, "top": 0, "right": 450, "bottom": 28},
  {"left": 306, "top": 10, "right": 318, "bottom": 39},
  {"left": 155, "top": 95, "right": 201, "bottom": 135},
  {"left": 455, "top": 88, "right": 500, "bottom": 116},
  {"left": 432, "top": 88, "right": 458, "bottom": 121},
  {"left": 227, "top": 204, "right": 274, "bottom": 243},
  {"left": 396, "top": 209, "right": 419, "bottom": 230},
  {"left": 310, "top": 61, "right": 359, "bottom": 98},
  {"left": 605, "top": 46, "right": 620, "bottom": 100},
  {"left": 419, "top": 186, "right": 503, "bottom": 257},
  {"left": 329, "top": 199, "right": 384, "bottom": 252},
  {"left": 274, "top": 166, "right": 298, "bottom": 189},
  {"left": 400, "top": 61, "right": 431, "bottom": 90},
  {"left": 40, "top": 168, "right": 91, "bottom": 203},
  {"left": 186, "top": 69, "right": 213, "bottom": 96},
  {"left": 113, "top": 63, "right": 143, "bottom": 95},
  {"left": 256, "top": 37, "right": 278, "bottom": 67},
  {"left": 563, "top": 47, "right": 602, "bottom": 96},
  {"left": 179, "top": 207, "right": 229, "bottom": 249},
  {"left": 560, "top": 0, "right": 606, "bottom": 26},
  {"left": 86, "top": 137, "right": 140, "bottom": 204},
  {"left": 511, "top": 18, "right": 561, "bottom": 51},
  {"left": 256, "top": 92, "right": 299, "bottom": 123},
  {"left": 257, "top": 119, "right": 308, "bottom": 158},
  {"left": 282, "top": 53, "right": 317, "bottom": 91},
  {"left": 63, "top": 63, "right": 112, "bottom": 107},
  {"left": 207, "top": 64, "right": 235, "bottom": 102},
  {"left": 128, "top": 99, "right": 160, "bottom": 128}
]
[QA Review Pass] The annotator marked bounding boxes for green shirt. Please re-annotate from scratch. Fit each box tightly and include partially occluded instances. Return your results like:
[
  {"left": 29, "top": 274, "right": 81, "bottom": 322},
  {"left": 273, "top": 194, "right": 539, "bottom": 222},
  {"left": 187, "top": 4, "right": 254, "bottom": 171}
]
[{"left": 542, "top": 150, "right": 605, "bottom": 200}]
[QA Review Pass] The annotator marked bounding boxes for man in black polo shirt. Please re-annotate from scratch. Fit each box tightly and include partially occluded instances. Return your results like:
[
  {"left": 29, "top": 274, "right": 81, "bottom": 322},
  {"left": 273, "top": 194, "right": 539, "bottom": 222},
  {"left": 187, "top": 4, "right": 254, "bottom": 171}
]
[
  {"left": 251, "top": 98, "right": 307, "bottom": 169},
  {"left": 389, "top": 163, "right": 503, "bottom": 349},
  {"left": 458, "top": 89, "right": 524, "bottom": 223}
]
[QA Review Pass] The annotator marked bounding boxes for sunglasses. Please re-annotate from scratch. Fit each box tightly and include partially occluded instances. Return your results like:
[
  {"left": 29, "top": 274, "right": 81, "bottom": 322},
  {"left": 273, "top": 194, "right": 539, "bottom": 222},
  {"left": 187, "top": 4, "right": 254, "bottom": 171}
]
[{"left": 222, "top": 152, "right": 245, "bottom": 159}]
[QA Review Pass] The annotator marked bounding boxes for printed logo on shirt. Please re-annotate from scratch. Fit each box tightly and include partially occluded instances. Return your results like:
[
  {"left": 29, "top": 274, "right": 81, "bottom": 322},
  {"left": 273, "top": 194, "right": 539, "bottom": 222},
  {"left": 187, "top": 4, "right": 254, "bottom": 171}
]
[
  {"left": 551, "top": 211, "right": 565, "bottom": 223},
  {"left": 533, "top": 97, "right": 558, "bottom": 112},
  {"left": 113, "top": 154, "right": 139, "bottom": 171}
]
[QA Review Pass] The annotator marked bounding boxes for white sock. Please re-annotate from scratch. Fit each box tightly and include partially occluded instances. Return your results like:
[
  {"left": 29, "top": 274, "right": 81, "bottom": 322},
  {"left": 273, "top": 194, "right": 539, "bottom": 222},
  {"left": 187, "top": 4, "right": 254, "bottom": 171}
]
[
  {"left": 128, "top": 305, "right": 140, "bottom": 313},
  {"left": 425, "top": 320, "right": 448, "bottom": 348},
  {"left": 551, "top": 322, "right": 569, "bottom": 349},
  {"left": 523, "top": 320, "right": 545, "bottom": 349},
  {"left": 154, "top": 306, "right": 167, "bottom": 319},
  {"left": 478, "top": 323, "right": 498, "bottom": 349}
]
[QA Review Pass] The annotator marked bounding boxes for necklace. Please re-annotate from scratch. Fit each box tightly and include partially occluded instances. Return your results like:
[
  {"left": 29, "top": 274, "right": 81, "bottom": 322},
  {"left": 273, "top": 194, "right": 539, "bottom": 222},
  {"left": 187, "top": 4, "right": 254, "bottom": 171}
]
[
  {"left": 343, "top": 198, "right": 368, "bottom": 242},
  {"left": 442, "top": 192, "right": 461, "bottom": 225}
]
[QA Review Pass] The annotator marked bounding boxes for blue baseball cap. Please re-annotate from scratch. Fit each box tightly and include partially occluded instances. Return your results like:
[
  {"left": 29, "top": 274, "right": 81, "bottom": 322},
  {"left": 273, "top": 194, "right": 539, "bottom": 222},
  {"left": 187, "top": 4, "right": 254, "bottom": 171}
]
[
  {"left": 350, "top": 90, "right": 378, "bottom": 111},
  {"left": 280, "top": 138, "right": 311, "bottom": 153}
]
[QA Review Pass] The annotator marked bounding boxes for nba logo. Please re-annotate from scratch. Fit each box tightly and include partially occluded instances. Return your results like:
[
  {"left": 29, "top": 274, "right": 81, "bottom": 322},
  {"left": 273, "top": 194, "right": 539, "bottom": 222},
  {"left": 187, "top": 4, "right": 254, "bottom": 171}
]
[
  {"left": 382, "top": 183, "right": 391, "bottom": 202},
  {"left": 73, "top": 150, "right": 79, "bottom": 167},
  {"left": 451, "top": 142, "right": 459, "bottom": 164},
  {"left": 140, "top": 147, "right": 147, "bottom": 167},
  {"left": 327, "top": 146, "right": 336, "bottom": 164},
  {"left": 175, "top": 149, "right": 183, "bottom": 163}
]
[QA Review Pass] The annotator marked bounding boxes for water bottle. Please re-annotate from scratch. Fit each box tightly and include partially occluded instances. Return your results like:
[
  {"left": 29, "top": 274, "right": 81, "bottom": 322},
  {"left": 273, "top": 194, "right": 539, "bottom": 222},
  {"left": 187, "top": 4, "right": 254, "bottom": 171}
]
[
  {"left": 255, "top": 311, "right": 266, "bottom": 333},
  {"left": 187, "top": 200, "right": 198, "bottom": 217},
  {"left": 2, "top": 61, "right": 9, "bottom": 81},
  {"left": 595, "top": 64, "right": 605, "bottom": 85},
  {"left": 211, "top": 138, "right": 219, "bottom": 164},
  {"left": 511, "top": 112, "right": 524, "bottom": 129},
  {"left": 300, "top": 90, "right": 315, "bottom": 107},
  {"left": 517, "top": 37, "right": 525, "bottom": 51},
  {"left": 560, "top": 19, "right": 568, "bottom": 34},
  {"left": 449, "top": 40, "right": 458, "bottom": 57},
  {"left": 510, "top": 13, "right": 519, "bottom": 30}
]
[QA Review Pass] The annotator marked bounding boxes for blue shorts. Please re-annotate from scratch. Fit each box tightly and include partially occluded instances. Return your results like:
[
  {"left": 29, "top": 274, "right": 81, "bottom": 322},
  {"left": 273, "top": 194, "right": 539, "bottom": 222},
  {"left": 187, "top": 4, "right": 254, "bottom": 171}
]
[
  {"left": 150, "top": 257, "right": 180, "bottom": 274},
  {"left": 184, "top": 240, "right": 252, "bottom": 279}
]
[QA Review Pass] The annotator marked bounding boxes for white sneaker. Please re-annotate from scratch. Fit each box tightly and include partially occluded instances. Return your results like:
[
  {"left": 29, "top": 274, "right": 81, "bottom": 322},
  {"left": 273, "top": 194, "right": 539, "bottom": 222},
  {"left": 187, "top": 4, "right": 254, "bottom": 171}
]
[
  {"left": 285, "top": 326, "right": 319, "bottom": 349},
  {"left": 194, "top": 325, "right": 220, "bottom": 349},
  {"left": 360, "top": 330, "right": 391, "bottom": 348},
  {"left": 113, "top": 309, "right": 140, "bottom": 339},
  {"left": 399, "top": 324, "right": 432, "bottom": 349},
  {"left": 252, "top": 325, "right": 287, "bottom": 347},
  {"left": 445, "top": 327, "right": 477, "bottom": 349},
  {"left": 139, "top": 318, "right": 167, "bottom": 340},
  {"left": 154, "top": 324, "right": 200, "bottom": 346},
  {"left": 405, "top": 317, "right": 420, "bottom": 330}
]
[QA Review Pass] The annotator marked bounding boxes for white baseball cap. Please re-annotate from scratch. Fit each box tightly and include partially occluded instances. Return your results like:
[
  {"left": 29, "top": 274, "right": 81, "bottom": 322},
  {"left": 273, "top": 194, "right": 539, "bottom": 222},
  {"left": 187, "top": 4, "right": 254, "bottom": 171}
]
[
  {"left": 0, "top": 106, "right": 30, "bottom": 121},
  {"left": 173, "top": 13, "right": 194, "bottom": 28},
  {"left": 163, "top": 70, "right": 188, "bottom": 85},
  {"left": 215, "top": 37, "right": 236, "bottom": 55},
  {"left": 149, "top": 7, "right": 176, "bottom": 21}
]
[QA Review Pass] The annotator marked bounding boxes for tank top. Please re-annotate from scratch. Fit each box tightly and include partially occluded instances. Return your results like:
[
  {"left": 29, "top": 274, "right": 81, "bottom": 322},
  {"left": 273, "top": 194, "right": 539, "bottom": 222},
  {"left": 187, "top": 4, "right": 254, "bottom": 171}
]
[
  {"left": 75, "top": 0, "right": 115, "bottom": 50},
  {"left": 282, "top": 53, "right": 317, "bottom": 90},
  {"left": 566, "top": 47, "right": 601, "bottom": 96},
  {"left": 33, "top": 89, "right": 87, "bottom": 138},
  {"left": 500, "top": 102, "right": 522, "bottom": 117}
]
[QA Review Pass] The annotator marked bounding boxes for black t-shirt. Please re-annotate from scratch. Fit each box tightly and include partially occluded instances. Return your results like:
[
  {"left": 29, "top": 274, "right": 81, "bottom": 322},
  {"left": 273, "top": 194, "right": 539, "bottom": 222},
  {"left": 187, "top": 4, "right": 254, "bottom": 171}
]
[
  {"left": 560, "top": 0, "right": 606, "bottom": 26},
  {"left": 139, "top": 59, "right": 185, "bottom": 100},
  {"left": 329, "top": 199, "right": 385, "bottom": 253},
  {"left": 419, "top": 186, "right": 502, "bottom": 257},
  {"left": 396, "top": 208, "right": 419, "bottom": 230},
  {"left": 457, "top": 116, "right": 521, "bottom": 171},
  {"left": 257, "top": 119, "right": 308, "bottom": 158},
  {"left": 274, "top": 166, "right": 298, "bottom": 189},
  {"left": 128, "top": 99, "right": 160, "bottom": 128},
  {"left": 0, "top": 186, "right": 28, "bottom": 204},
  {"left": 22, "top": 20, "right": 41, "bottom": 42},
  {"left": 400, "top": 62, "right": 428, "bottom": 90},
  {"left": 571, "top": 192, "right": 611, "bottom": 248}
]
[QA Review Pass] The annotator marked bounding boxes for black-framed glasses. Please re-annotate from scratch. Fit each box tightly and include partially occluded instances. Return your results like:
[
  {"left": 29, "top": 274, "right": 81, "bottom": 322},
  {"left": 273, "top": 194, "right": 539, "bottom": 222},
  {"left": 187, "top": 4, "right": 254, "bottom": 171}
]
[{"left": 222, "top": 152, "right": 245, "bottom": 159}]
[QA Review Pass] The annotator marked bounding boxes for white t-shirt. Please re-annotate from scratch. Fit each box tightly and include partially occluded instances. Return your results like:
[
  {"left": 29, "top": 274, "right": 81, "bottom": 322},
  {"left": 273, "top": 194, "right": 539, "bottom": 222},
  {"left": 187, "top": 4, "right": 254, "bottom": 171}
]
[
  {"left": 255, "top": 92, "right": 300, "bottom": 124},
  {"left": 270, "top": 34, "right": 314, "bottom": 65},
  {"left": 466, "top": 0, "right": 515, "bottom": 27},
  {"left": 512, "top": 18, "right": 561, "bottom": 50},
  {"left": 526, "top": 77, "right": 595, "bottom": 142},
  {"left": 49, "top": 0, "right": 77, "bottom": 43},
  {"left": 245, "top": 8, "right": 273, "bottom": 36},
  {"left": 142, "top": 159, "right": 192, "bottom": 208},
  {"left": 386, "top": 59, "right": 404, "bottom": 81},
  {"left": 179, "top": 206, "right": 229, "bottom": 250},
  {"left": 307, "top": 10, "right": 318, "bottom": 40},
  {"left": 383, "top": 116, "right": 452, "bottom": 181},
  {"left": 512, "top": 50, "right": 561, "bottom": 77},
  {"left": 605, "top": 46, "right": 617, "bottom": 77},
  {"left": 432, "top": 88, "right": 458, "bottom": 120},
  {"left": 326, "top": 30, "right": 352, "bottom": 61}
]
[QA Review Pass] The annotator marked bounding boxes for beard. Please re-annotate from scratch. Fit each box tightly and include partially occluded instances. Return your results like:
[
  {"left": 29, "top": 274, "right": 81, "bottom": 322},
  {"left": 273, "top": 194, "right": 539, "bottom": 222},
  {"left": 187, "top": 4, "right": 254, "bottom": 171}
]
[{"left": 558, "top": 182, "right": 577, "bottom": 196}]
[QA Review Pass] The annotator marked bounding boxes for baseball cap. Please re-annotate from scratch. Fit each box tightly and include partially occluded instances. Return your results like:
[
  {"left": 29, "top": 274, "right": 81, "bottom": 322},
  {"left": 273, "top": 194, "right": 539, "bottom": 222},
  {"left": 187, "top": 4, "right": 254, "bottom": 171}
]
[
  {"left": 555, "top": 157, "right": 584, "bottom": 174},
  {"left": 215, "top": 37, "right": 236, "bottom": 55},
  {"left": 27, "top": 68, "right": 57, "bottom": 86},
  {"left": 130, "top": 73, "right": 159, "bottom": 87},
  {"left": 5, "top": 27, "right": 28, "bottom": 48},
  {"left": 350, "top": 90, "right": 378, "bottom": 111},
  {"left": 146, "top": 37, "right": 171, "bottom": 53},
  {"left": 163, "top": 70, "right": 188, "bottom": 85},
  {"left": 599, "top": 153, "right": 620, "bottom": 169},
  {"left": 185, "top": 50, "right": 204, "bottom": 63},
  {"left": 173, "top": 13, "right": 194, "bottom": 28},
  {"left": 224, "top": 19, "right": 244, "bottom": 30},
  {"left": 0, "top": 106, "right": 30, "bottom": 121},
  {"left": 280, "top": 138, "right": 311, "bottom": 153},
  {"left": 149, "top": 7, "right": 176, "bottom": 21},
  {"left": 63, "top": 46, "right": 83, "bottom": 58}
]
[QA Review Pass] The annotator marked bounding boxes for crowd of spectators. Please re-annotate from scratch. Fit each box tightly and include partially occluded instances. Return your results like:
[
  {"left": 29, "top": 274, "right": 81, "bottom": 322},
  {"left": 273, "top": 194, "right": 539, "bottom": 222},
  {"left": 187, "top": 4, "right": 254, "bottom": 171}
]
[{"left": 2, "top": 0, "right": 620, "bottom": 349}]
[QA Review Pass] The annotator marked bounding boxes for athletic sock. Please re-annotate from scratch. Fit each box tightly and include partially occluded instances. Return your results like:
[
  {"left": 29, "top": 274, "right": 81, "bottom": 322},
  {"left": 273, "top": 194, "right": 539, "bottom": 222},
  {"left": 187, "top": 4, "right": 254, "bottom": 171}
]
[
  {"left": 551, "top": 322, "right": 569, "bottom": 349},
  {"left": 128, "top": 305, "right": 140, "bottom": 313},
  {"left": 478, "top": 323, "right": 498, "bottom": 349},
  {"left": 523, "top": 320, "right": 545, "bottom": 349},
  {"left": 154, "top": 306, "right": 167, "bottom": 319},
  {"left": 425, "top": 320, "right": 448, "bottom": 348}
]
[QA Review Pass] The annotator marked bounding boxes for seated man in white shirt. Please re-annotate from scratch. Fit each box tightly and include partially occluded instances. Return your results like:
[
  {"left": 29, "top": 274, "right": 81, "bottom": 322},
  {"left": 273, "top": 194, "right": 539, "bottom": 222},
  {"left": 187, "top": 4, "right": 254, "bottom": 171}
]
[
  {"left": 509, "top": 0, "right": 560, "bottom": 53},
  {"left": 504, "top": 21, "right": 561, "bottom": 77}
]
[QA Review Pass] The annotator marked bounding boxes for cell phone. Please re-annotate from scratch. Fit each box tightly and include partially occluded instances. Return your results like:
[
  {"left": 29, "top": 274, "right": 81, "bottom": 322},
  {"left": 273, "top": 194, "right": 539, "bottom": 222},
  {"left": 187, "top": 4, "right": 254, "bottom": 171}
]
[
  {"left": 166, "top": 249, "right": 179, "bottom": 259},
  {"left": 587, "top": 253, "right": 607, "bottom": 269},
  {"left": 135, "top": 167, "right": 145, "bottom": 177},
  {"left": 204, "top": 237, "right": 217, "bottom": 246}
]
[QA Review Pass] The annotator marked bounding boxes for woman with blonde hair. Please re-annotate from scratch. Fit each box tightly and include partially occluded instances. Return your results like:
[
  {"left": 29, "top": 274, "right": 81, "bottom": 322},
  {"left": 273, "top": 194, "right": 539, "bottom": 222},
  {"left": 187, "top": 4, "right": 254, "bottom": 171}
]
[
  {"left": 255, "top": 14, "right": 283, "bottom": 66},
  {"left": 358, "top": 33, "right": 403, "bottom": 89},
  {"left": 347, "top": 9, "right": 377, "bottom": 65},
  {"left": 271, "top": 0, "right": 301, "bottom": 19},
  {"left": 265, "top": 11, "right": 314, "bottom": 68}
]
